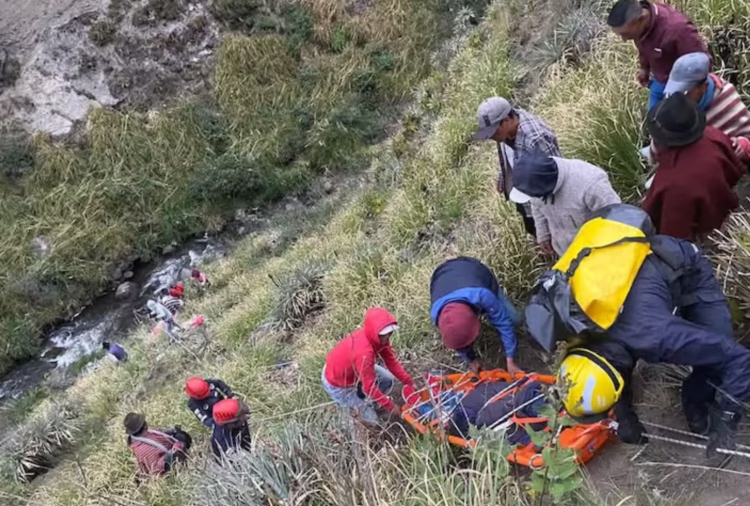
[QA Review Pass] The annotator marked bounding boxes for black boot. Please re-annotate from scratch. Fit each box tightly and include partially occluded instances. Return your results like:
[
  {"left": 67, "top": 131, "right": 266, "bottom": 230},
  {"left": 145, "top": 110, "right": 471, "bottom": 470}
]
[
  {"left": 683, "top": 400, "right": 711, "bottom": 435},
  {"left": 706, "top": 409, "right": 740, "bottom": 467}
]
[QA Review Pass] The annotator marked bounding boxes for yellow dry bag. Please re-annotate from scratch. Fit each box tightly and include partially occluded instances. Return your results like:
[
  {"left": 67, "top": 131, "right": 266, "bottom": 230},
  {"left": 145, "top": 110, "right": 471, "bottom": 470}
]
[{"left": 525, "top": 204, "right": 654, "bottom": 352}]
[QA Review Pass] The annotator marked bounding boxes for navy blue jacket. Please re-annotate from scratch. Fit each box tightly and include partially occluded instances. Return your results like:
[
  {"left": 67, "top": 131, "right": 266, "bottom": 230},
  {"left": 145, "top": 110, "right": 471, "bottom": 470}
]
[
  {"left": 187, "top": 379, "right": 234, "bottom": 428},
  {"left": 430, "top": 257, "right": 517, "bottom": 360},
  {"left": 211, "top": 422, "right": 252, "bottom": 460},
  {"left": 593, "top": 236, "right": 750, "bottom": 414}
]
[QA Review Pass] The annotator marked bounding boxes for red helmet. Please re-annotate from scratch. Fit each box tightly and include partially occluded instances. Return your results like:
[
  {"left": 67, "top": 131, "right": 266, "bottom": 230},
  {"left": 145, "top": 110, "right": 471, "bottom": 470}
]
[
  {"left": 185, "top": 377, "right": 210, "bottom": 400},
  {"left": 213, "top": 398, "right": 240, "bottom": 426}
]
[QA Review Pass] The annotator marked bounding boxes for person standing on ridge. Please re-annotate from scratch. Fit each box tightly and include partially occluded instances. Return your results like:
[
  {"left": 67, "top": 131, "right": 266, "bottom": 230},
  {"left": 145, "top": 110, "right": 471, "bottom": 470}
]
[
  {"left": 185, "top": 376, "right": 235, "bottom": 428},
  {"left": 643, "top": 93, "right": 743, "bottom": 242},
  {"left": 607, "top": 0, "right": 710, "bottom": 111},
  {"left": 508, "top": 151, "right": 621, "bottom": 257},
  {"left": 472, "top": 96, "right": 561, "bottom": 239},
  {"left": 661, "top": 52, "right": 750, "bottom": 163},
  {"left": 322, "top": 307, "right": 417, "bottom": 425},
  {"left": 430, "top": 257, "right": 524, "bottom": 375}
]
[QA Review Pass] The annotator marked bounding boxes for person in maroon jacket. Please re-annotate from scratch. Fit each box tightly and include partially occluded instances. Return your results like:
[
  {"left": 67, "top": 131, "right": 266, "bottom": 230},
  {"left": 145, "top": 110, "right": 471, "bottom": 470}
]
[
  {"left": 607, "top": 0, "right": 710, "bottom": 111},
  {"left": 644, "top": 93, "right": 744, "bottom": 241},
  {"left": 322, "top": 307, "right": 417, "bottom": 425}
]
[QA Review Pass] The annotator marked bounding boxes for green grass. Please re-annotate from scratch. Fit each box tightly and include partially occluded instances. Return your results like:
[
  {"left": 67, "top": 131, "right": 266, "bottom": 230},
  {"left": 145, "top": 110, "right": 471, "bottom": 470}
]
[{"left": 0, "top": 0, "right": 472, "bottom": 375}]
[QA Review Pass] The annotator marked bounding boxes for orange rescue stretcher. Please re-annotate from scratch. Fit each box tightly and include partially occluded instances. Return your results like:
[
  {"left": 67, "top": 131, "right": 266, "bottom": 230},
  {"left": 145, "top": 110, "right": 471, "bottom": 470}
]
[{"left": 400, "top": 369, "right": 614, "bottom": 469}]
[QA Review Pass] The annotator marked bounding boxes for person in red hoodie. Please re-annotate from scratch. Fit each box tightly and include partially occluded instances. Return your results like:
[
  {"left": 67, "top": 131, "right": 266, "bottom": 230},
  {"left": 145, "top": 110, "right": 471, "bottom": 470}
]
[
  {"left": 322, "top": 307, "right": 417, "bottom": 424},
  {"left": 644, "top": 93, "right": 744, "bottom": 242}
]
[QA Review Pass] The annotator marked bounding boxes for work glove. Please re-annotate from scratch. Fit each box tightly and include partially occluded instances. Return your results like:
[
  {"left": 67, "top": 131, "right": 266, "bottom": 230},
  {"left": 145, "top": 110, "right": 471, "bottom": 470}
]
[
  {"left": 707, "top": 410, "right": 740, "bottom": 459},
  {"left": 614, "top": 403, "right": 648, "bottom": 445}
]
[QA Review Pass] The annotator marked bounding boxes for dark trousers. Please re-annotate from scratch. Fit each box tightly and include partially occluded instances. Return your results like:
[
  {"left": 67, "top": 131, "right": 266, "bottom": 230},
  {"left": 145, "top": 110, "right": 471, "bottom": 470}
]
[
  {"left": 679, "top": 295, "right": 733, "bottom": 412},
  {"left": 515, "top": 203, "right": 536, "bottom": 237}
]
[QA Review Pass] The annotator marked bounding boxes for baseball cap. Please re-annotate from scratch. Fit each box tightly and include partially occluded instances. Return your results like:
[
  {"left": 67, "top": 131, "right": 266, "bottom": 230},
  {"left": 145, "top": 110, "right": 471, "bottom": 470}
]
[
  {"left": 664, "top": 52, "right": 710, "bottom": 96},
  {"left": 472, "top": 97, "right": 512, "bottom": 140}
]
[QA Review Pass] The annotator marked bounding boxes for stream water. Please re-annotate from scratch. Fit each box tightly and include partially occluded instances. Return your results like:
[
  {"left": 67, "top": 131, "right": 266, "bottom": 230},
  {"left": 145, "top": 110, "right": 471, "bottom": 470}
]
[{"left": 0, "top": 237, "right": 227, "bottom": 403}]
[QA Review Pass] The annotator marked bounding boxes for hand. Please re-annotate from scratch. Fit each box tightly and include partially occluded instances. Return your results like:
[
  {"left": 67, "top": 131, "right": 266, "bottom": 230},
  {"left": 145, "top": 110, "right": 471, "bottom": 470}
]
[
  {"left": 539, "top": 240, "right": 554, "bottom": 256},
  {"left": 731, "top": 137, "right": 750, "bottom": 159},
  {"left": 506, "top": 358, "right": 525, "bottom": 376},
  {"left": 468, "top": 360, "right": 483, "bottom": 375},
  {"left": 636, "top": 68, "right": 649, "bottom": 88},
  {"left": 388, "top": 404, "right": 402, "bottom": 417}
]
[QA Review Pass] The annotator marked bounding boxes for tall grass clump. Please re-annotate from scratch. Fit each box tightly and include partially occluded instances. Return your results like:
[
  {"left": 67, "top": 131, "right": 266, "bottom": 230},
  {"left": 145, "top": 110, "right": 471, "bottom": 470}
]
[
  {"left": 675, "top": 0, "right": 750, "bottom": 97},
  {"left": 535, "top": 37, "right": 647, "bottom": 202},
  {"left": 3, "top": 399, "right": 81, "bottom": 482}
]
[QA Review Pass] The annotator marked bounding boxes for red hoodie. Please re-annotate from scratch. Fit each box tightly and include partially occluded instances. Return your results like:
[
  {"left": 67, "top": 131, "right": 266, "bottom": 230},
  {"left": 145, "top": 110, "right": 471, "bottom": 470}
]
[{"left": 324, "top": 308, "right": 413, "bottom": 412}]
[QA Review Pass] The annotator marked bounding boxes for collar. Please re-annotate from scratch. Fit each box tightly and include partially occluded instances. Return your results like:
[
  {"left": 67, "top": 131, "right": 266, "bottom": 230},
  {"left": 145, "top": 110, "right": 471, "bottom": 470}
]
[{"left": 639, "top": 1, "right": 658, "bottom": 42}]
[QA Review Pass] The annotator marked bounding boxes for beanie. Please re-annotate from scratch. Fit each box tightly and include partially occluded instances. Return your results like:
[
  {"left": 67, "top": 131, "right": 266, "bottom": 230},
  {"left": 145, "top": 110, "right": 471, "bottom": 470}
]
[{"left": 437, "top": 302, "right": 481, "bottom": 350}]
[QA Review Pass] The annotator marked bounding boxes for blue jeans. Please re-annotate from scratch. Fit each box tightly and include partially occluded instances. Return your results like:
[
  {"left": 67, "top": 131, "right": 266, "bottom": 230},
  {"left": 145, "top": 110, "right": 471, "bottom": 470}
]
[
  {"left": 647, "top": 78, "right": 666, "bottom": 111},
  {"left": 322, "top": 365, "right": 395, "bottom": 423},
  {"left": 498, "top": 287, "right": 521, "bottom": 325}
]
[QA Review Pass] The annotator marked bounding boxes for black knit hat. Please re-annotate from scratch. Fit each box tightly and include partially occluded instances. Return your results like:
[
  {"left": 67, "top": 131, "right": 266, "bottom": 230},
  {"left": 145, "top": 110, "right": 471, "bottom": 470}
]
[
  {"left": 647, "top": 93, "right": 706, "bottom": 149},
  {"left": 124, "top": 412, "right": 146, "bottom": 435}
]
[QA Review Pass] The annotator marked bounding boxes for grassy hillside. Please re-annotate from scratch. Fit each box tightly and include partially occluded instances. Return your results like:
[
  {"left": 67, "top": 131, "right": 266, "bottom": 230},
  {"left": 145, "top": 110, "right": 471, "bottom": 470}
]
[
  {"left": 0, "top": 0, "right": 474, "bottom": 375},
  {"left": 4, "top": 0, "right": 750, "bottom": 504}
]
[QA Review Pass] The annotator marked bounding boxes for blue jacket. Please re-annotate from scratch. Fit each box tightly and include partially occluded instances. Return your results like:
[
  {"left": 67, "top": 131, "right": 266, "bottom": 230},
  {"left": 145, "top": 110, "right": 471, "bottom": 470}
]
[
  {"left": 598, "top": 236, "right": 750, "bottom": 414},
  {"left": 430, "top": 257, "right": 518, "bottom": 361}
]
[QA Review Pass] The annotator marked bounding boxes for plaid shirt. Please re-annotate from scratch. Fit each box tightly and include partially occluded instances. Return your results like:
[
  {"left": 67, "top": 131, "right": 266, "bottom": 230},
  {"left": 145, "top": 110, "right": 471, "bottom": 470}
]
[{"left": 496, "top": 108, "right": 561, "bottom": 214}]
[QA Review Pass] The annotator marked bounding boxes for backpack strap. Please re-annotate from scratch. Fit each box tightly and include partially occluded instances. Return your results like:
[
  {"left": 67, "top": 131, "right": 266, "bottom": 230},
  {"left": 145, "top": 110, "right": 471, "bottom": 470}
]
[
  {"left": 130, "top": 432, "right": 171, "bottom": 454},
  {"left": 564, "top": 236, "right": 651, "bottom": 278}
]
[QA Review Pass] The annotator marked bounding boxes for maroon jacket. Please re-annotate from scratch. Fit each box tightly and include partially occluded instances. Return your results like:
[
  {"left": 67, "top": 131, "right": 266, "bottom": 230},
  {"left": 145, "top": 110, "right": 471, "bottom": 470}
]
[
  {"left": 636, "top": 2, "right": 710, "bottom": 83},
  {"left": 643, "top": 127, "right": 744, "bottom": 241}
]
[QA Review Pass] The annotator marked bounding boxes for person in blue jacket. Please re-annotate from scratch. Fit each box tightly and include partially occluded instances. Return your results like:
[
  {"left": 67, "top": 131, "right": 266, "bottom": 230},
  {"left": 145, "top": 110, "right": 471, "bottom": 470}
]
[
  {"left": 557, "top": 234, "right": 750, "bottom": 461},
  {"left": 430, "top": 257, "right": 523, "bottom": 374}
]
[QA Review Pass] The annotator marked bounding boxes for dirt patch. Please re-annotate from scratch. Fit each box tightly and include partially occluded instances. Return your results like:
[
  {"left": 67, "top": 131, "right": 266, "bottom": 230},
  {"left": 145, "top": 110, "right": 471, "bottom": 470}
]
[
  {"left": 586, "top": 362, "right": 750, "bottom": 506},
  {"left": 0, "top": 0, "right": 219, "bottom": 136}
]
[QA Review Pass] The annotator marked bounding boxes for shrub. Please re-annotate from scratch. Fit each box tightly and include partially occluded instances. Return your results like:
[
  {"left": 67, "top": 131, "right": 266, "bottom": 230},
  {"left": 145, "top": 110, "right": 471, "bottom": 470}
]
[
  {"left": 6, "top": 399, "right": 81, "bottom": 482},
  {"left": 211, "top": 0, "right": 263, "bottom": 32},
  {"left": 269, "top": 260, "right": 329, "bottom": 331},
  {"left": 88, "top": 20, "right": 117, "bottom": 46},
  {"left": 0, "top": 135, "right": 34, "bottom": 182},
  {"left": 132, "top": 0, "right": 186, "bottom": 26}
]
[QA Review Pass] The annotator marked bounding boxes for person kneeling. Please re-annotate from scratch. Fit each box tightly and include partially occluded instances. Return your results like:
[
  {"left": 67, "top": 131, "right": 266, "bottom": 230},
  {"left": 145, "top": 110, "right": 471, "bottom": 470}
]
[
  {"left": 211, "top": 398, "right": 252, "bottom": 462},
  {"left": 322, "top": 307, "right": 417, "bottom": 425},
  {"left": 124, "top": 412, "right": 191, "bottom": 478}
]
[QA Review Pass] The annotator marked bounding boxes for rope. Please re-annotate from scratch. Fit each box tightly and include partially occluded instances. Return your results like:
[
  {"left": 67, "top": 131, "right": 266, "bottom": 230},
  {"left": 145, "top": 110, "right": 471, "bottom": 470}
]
[
  {"left": 644, "top": 433, "right": 750, "bottom": 459},
  {"left": 641, "top": 420, "right": 750, "bottom": 451},
  {"left": 253, "top": 401, "right": 336, "bottom": 423}
]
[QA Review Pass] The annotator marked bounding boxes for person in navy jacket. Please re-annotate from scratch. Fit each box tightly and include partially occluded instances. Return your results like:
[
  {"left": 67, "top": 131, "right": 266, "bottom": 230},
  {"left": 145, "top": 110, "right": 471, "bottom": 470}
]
[{"left": 430, "top": 257, "right": 523, "bottom": 374}]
